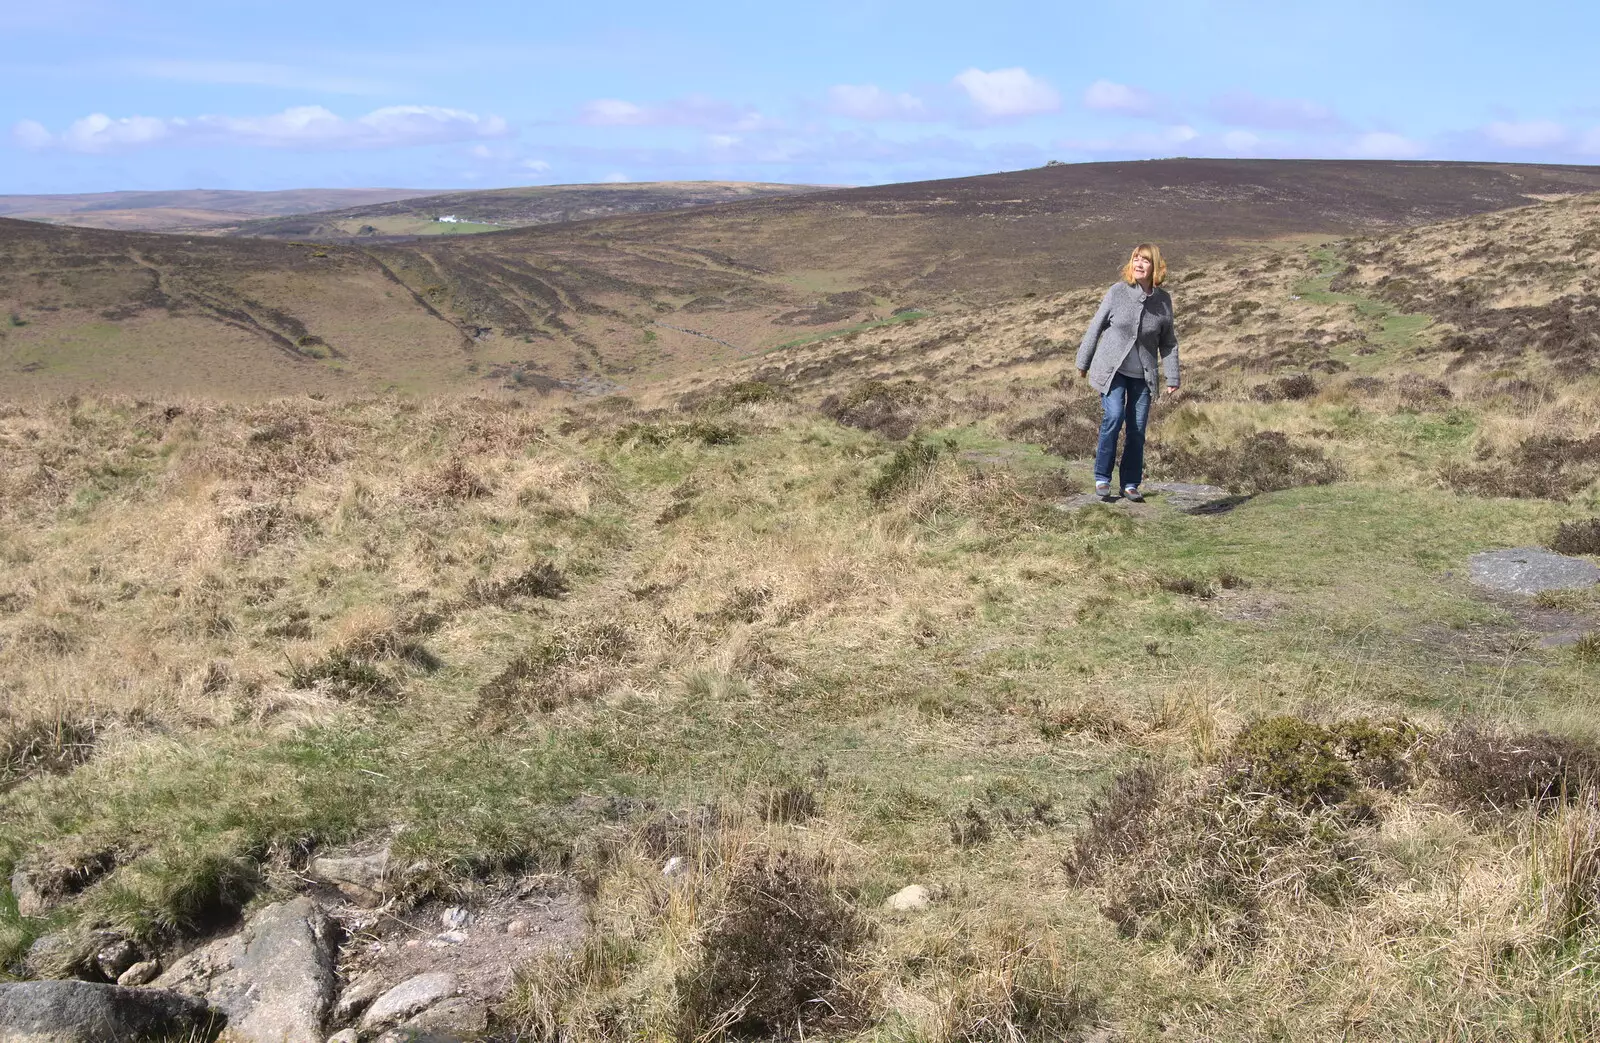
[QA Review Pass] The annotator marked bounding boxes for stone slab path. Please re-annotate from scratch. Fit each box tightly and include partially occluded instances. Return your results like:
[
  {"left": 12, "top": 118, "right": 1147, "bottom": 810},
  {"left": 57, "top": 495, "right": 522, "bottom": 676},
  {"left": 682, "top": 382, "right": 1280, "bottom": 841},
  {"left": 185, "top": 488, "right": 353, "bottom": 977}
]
[
  {"left": 1467, "top": 547, "right": 1600, "bottom": 596},
  {"left": 1054, "top": 481, "right": 1237, "bottom": 516}
]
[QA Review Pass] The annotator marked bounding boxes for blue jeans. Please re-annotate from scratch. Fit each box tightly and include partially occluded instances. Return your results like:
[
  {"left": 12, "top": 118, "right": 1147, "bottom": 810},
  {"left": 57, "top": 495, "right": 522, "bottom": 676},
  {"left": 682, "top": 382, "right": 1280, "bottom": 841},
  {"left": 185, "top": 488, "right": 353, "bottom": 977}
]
[{"left": 1094, "top": 373, "right": 1151, "bottom": 489}]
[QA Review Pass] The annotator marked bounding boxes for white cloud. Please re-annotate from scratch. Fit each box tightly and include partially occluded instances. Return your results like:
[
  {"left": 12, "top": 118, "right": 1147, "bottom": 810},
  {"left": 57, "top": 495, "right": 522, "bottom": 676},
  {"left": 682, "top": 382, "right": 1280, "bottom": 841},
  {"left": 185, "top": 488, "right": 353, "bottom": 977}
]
[
  {"left": 581, "top": 99, "right": 650, "bottom": 126},
  {"left": 11, "top": 119, "right": 54, "bottom": 150},
  {"left": 708, "top": 134, "right": 740, "bottom": 150},
  {"left": 953, "top": 67, "right": 1060, "bottom": 118},
  {"left": 14, "top": 105, "right": 510, "bottom": 152},
  {"left": 1348, "top": 131, "right": 1425, "bottom": 159},
  {"left": 1083, "top": 79, "right": 1158, "bottom": 117},
  {"left": 579, "top": 96, "right": 777, "bottom": 132},
  {"left": 522, "top": 158, "right": 552, "bottom": 171},
  {"left": 1210, "top": 91, "right": 1346, "bottom": 132},
  {"left": 826, "top": 84, "right": 927, "bottom": 121},
  {"left": 601, "top": 172, "right": 630, "bottom": 183},
  {"left": 1484, "top": 120, "right": 1567, "bottom": 149},
  {"left": 60, "top": 113, "right": 170, "bottom": 151}
]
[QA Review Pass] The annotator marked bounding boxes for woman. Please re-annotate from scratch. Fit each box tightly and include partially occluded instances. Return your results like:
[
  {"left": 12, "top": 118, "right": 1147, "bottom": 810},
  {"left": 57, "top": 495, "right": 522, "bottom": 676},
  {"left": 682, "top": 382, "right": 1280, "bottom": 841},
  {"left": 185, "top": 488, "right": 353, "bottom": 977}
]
[{"left": 1075, "top": 243, "right": 1180, "bottom": 502}]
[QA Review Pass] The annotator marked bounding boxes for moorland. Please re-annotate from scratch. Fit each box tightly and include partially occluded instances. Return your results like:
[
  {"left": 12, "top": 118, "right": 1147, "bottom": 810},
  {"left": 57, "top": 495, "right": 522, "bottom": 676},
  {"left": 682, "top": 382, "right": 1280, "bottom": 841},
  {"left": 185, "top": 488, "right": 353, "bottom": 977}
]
[
  {"left": 0, "top": 188, "right": 440, "bottom": 235},
  {"left": 8, "top": 159, "right": 1600, "bottom": 401},
  {"left": 4, "top": 161, "right": 1600, "bottom": 1040},
  {"left": 230, "top": 181, "right": 829, "bottom": 241}
]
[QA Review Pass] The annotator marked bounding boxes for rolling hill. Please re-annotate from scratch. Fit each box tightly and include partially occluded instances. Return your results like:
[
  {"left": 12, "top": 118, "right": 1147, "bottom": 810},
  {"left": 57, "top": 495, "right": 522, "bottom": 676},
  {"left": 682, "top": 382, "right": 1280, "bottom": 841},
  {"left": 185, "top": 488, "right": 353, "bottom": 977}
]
[
  {"left": 0, "top": 188, "right": 441, "bottom": 234},
  {"left": 6, "top": 159, "right": 1600, "bottom": 400},
  {"left": 230, "top": 181, "right": 830, "bottom": 240}
]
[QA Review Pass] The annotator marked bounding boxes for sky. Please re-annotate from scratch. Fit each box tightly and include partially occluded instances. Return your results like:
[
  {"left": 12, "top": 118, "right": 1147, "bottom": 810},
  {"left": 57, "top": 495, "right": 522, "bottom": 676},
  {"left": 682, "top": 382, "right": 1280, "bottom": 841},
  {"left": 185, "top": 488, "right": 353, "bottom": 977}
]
[{"left": 5, "top": 0, "right": 1600, "bottom": 194}]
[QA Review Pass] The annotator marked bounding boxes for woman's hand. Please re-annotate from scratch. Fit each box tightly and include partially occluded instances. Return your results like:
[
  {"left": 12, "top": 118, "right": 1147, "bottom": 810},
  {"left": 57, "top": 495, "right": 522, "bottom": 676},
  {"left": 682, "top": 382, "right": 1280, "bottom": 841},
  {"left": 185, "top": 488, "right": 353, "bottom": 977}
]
[
  {"left": 1077, "top": 369, "right": 1088, "bottom": 380},
  {"left": 1166, "top": 385, "right": 1180, "bottom": 396}
]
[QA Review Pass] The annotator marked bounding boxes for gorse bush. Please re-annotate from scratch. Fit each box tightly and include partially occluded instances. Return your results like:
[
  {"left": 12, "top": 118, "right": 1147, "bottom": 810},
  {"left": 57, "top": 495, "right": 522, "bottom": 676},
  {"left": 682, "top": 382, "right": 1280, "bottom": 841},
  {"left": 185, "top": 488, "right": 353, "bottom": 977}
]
[
  {"left": 615, "top": 419, "right": 742, "bottom": 448},
  {"left": 867, "top": 438, "right": 952, "bottom": 503}
]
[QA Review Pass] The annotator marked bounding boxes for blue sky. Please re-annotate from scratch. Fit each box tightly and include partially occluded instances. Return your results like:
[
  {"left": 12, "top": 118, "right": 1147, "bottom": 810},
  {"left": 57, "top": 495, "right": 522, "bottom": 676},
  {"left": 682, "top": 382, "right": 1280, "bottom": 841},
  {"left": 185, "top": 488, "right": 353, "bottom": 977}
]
[{"left": 5, "top": 0, "right": 1600, "bottom": 193}]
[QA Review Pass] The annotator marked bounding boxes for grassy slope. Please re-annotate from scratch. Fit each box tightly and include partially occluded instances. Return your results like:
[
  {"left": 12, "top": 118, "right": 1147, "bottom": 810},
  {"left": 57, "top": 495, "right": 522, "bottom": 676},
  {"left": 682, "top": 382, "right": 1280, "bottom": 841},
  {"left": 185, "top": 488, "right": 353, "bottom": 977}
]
[{"left": 3, "top": 195, "right": 1600, "bottom": 1039}]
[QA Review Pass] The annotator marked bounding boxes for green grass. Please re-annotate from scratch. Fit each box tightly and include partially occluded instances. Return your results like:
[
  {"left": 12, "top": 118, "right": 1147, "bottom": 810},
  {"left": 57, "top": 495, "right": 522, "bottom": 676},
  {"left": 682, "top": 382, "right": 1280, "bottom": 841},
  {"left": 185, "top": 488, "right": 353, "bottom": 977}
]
[{"left": 1298, "top": 247, "right": 1438, "bottom": 360}]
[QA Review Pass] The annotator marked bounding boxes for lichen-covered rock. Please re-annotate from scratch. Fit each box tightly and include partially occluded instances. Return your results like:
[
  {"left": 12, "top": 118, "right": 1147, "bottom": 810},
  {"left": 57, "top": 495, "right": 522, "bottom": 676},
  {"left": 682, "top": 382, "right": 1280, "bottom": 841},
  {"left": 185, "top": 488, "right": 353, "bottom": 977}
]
[
  {"left": 332, "top": 969, "right": 387, "bottom": 1022},
  {"left": 0, "top": 981, "right": 218, "bottom": 1042},
  {"left": 1468, "top": 547, "right": 1600, "bottom": 595},
  {"left": 154, "top": 897, "right": 336, "bottom": 1043},
  {"left": 400, "top": 995, "right": 488, "bottom": 1036},
  {"left": 884, "top": 884, "right": 931, "bottom": 912},
  {"left": 116, "top": 960, "right": 161, "bottom": 987},
  {"left": 360, "top": 972, "right": 459, "bottom": 1032},
  {"left": 308, "top": 849, "right": 390, "bottom": 905}
]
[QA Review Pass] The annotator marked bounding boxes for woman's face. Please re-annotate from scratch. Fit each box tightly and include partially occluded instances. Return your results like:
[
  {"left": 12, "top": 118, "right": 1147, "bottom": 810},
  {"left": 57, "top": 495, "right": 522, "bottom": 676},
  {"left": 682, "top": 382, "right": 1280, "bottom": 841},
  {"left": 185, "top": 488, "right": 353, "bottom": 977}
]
[{"left": 1131, "top": 253, "right": 1152, "bottom": 281}]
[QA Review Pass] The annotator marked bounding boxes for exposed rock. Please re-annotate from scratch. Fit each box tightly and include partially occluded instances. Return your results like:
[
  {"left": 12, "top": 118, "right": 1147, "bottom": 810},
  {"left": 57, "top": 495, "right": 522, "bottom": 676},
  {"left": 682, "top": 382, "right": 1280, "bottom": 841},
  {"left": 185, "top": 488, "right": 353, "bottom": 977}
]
[
  {"left": 374, "top": 1031, "right": 463, "bottom": 1043},
  {"left": 440, "top": 907, "right": 470, "bottom": 931},
  {"left": 116, "top": 960, "right": 161, "bottom": 987},
  {"left": 10, "top": 866, "right": 49, "bottom": 919},
  {"left": 503, "top": 919, "right": 529, "bottom": 937},
  {"left": 1144, "top": 481, "right": 1237, "bottom": 514},
  {"left": 1055, "top": 480, "right": 1237, "bottom": 516},
  {"left": 327, "top": 1031, "right": 360, "bottom": 1043},
  {"left": 155, "top": 897, "right": 336, "bottom": 1043},
  {"left": 884, "top": 884, "right": 931, "bottom": 913},
  {"left": 360, "top": 972, "right": 459, "bottom": 1032},
  {"left": 95, "top": 937, "right": 141, "bottom": 981},
  {"left": 0, "top": 981, "right": 218, "bottom": 1042},
  {"left": 1469, "top": 547, "right": 1600, "bottom": 595},
  {"left": 153, "top": 933, "right": 246, "bottom": 1001},
  {"left": 308, "top": 849, "right": 390, "bottom": 905},
  {"left": 401, "top": 996, "right": 488, "bottom": 1036},
  {"left": 332, "top": 969, "right": 387, "bottom": 1022},
  {"left": 432, "top": 930, "right": 468, "bottom": 946}
]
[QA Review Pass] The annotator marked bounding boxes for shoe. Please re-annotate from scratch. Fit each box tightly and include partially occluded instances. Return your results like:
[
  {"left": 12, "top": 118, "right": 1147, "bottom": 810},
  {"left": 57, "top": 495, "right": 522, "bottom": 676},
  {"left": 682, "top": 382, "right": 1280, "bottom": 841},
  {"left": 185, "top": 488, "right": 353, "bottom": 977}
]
[
  {"left": 1094, "top": 481, "right": 1113, "bottom": 501},
  {"left": 1123, "top": 486, "right": 1144, "bottom": 502}
]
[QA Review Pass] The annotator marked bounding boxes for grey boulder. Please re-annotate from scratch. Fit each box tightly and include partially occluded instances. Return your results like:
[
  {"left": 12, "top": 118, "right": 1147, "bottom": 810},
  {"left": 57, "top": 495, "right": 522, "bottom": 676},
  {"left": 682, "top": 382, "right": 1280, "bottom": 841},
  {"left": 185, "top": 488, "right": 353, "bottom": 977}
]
[
  {"left": 0, "top": 980, "right": 218, "bottom": 1042},
  {"left": 360, "top": 972, "right": 459, "bottom": 1032},
  {"left": 154, "top": 897, "right": 336, "bottom": 1043},
  {"left": 400, "top": 996, "right": 488, "bottom": 1036},
  {"left": 308, "top": 849, "right": 389, "bottom": 905},
  {"left": 1468, "top": 547, "right": 1600, "bottom": 595}
]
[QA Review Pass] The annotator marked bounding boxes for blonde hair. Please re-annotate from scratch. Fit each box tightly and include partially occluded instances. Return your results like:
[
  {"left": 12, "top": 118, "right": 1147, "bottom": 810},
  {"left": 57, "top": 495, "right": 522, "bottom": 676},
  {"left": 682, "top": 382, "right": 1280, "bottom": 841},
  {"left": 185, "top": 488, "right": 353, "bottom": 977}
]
[{"left": 1121, "top": 243, "right": 1167, "bottom": 286}]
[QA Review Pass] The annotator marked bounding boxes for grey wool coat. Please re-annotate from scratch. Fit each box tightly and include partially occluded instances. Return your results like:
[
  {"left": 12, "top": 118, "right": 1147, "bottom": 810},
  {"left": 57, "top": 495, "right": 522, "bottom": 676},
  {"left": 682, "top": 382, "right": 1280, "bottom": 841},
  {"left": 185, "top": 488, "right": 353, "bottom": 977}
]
[{"left": 1075, "top": 281, "right": 1180, "bottom": 397}]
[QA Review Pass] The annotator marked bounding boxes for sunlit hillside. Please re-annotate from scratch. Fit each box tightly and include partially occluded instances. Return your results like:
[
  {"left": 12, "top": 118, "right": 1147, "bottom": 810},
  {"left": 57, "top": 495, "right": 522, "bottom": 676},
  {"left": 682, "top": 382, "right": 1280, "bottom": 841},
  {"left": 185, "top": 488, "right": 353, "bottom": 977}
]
[{"left": 4, "top": 190, "right": 1600, "bottom": 1040}]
